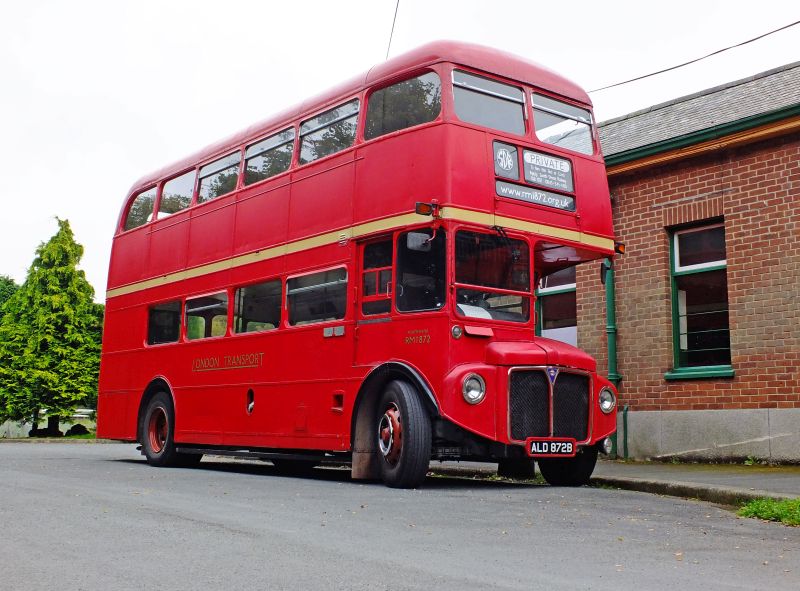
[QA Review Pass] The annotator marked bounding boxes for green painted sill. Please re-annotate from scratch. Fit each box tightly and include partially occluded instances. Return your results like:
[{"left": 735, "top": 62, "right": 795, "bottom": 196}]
[{"left": 664, "top": 365, "right": 735, "bottom": 380}]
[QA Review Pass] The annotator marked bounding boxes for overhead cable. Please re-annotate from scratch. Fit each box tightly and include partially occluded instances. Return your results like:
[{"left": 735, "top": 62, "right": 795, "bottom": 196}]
[{"left": 588, "top": 19, "right": 800, "bottom": 93}]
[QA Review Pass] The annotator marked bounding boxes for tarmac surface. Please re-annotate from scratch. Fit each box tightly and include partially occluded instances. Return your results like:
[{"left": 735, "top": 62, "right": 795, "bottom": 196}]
[
  {"left": 2, "top": 442, "right": 799, "bottom": 591},
  {"left": 4, "top": 438, "right": 800, "bottom": 504},
  {"left": 434, "top": 458, "right": 800, "bottom": 505}
]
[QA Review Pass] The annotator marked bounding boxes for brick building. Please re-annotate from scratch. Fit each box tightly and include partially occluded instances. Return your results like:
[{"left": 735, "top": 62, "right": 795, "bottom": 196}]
[{"left": 572, "top": 63, "right": 800, "bottom": 461}]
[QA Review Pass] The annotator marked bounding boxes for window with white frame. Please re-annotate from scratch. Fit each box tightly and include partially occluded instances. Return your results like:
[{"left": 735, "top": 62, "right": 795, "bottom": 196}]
[
  {"left": 670, "top": 223, "right": 731, "bottom": 371},
  {"left": 536, "top": 266, "right": 577, "bottom": 346}
]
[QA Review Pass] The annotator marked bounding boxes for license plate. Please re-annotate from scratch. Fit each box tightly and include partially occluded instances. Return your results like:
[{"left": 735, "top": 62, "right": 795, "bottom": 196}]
[{"left": 526, "top": 437, "right": 577, "bottom": 458}]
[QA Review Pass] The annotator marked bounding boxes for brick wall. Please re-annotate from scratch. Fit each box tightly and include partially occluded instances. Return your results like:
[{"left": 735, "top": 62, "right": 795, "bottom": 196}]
[{"left": 578, "top": 133, "right": 800, "bottom": 412}]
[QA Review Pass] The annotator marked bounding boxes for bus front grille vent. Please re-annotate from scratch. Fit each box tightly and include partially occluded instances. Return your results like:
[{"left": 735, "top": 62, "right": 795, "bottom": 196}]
[
  {"left": 509, "top": 370, "right": 589, "bottom": 442},
  {"left": 552, "top": 372, "right": 589, "bottom": 441},
  {"left": 509, "top": 370, "right": 549, "bottom": 440}
]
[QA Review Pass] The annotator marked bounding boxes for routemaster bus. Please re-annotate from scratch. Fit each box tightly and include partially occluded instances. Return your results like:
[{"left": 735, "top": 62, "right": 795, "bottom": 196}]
[{"left": 97, "top": 41, "right": 619, "bottom": 488}]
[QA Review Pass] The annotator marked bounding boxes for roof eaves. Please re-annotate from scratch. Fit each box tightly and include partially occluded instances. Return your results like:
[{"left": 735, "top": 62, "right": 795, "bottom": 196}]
[
  {"left": 598, "top": 60, "right": 800, "bottom": 129},
  {"left": 603, "top": 103, "right": 800, "bottom": 167}
]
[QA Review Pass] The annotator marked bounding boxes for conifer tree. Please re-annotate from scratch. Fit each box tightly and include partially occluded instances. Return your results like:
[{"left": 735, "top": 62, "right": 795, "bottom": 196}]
[
  {"left": 0, "top": 219, "right": 104, "bottom": 434},
  {"left": 0, "top": 275, "right": 18, "bottom": 315}
]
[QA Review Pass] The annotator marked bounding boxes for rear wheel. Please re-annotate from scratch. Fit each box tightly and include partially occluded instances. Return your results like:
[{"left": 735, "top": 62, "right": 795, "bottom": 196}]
[
  {"left": 140, "top": 392, "right": 202, "bottom": 467},
  {"left": 538, "top": 445, "right": 598, "bottom": 486},
  {"left": 376, "top": 380, "right": 431, "bottom": 488}
]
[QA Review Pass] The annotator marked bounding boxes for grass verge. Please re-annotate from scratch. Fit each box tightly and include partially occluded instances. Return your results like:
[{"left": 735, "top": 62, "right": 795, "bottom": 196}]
[{"left": 738, "top": 497, "right": 800, "bottom": 526}]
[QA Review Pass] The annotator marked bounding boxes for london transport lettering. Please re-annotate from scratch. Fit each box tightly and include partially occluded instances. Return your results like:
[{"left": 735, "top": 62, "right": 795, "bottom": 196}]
[{"left": 191, "top": 352, "right": 265, "bottom": 372}]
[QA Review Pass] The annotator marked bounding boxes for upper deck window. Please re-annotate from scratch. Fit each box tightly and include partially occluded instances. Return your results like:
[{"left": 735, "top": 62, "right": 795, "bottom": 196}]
[
  {"left": 365, "top": 72, "right": 441, "bottom": 140},
  {"left": 158, "top": 170, "right": 195, "bottom": 219},
  {"left": 198, "top": 152, "right": 241, "bottom": 204},
  {"left": 452, "top": 70, "right": 525, "bottom": 136},
  {"left": 124, "top": 187, "right": 157, "bottom": 231},
  {"left": 299, "top": 100, "right": 359, "bottom": 164},
  {"left": 245, "top": 128, "right": 295, "bottom": 185},
  {"left": 532, "top": 94, "right": 593, "bottom": 155}
]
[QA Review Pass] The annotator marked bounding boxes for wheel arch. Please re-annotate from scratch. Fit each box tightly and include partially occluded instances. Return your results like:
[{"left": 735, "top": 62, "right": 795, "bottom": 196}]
[
  {"left": 136, "top": 376, "right": 175, "bottom": 443},
  {"left": 350, "top": 362, "right": 437, "bottom": 480}
]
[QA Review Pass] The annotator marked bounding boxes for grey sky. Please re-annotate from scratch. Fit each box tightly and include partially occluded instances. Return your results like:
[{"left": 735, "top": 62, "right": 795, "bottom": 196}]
[{"left": 1, "top": 0, "right": 798, "bottom": 300}]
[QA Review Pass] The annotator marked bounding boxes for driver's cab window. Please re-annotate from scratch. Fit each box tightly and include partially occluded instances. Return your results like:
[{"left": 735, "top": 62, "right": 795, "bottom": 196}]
[{"left": 396, "top": 229, "right": 446, "bottom": 312}]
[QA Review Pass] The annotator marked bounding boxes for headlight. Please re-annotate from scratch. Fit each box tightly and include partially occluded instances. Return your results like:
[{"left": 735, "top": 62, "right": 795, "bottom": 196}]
[
  {"left": 462, "top": 374, "right": 486, "bottom": 405},
  {"left": 599, "top": 387, "right": 616, "bottom": 414}
]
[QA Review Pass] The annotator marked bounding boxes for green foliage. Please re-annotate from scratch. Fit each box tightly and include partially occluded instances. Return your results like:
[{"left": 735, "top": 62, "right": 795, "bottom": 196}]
[
  {"left": 738, "top": 497, "right": 800, "bottom": 526},
  {"left": 0, "top": 219, "right": 104, "bottom": 423},
  {"left": 64, "top": 432, "right": 96, "bottom": 440},
  {"left": 0, "top": 275, "right": 19, "bottom": 315}
]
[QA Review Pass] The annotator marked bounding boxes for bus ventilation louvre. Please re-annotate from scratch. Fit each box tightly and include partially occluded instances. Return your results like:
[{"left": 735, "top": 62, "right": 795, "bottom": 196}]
[{"left": 509, "top": 370, "right": 589, "bottom": 441}]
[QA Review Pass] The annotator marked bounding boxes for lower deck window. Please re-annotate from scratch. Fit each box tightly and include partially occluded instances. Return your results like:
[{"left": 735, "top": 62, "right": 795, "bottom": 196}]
[
  {"left": 147, "top": 301, "right": 181, "bottom": 344},
  {"left": 287, "top": 268, "right": 347, "bottom": 325},
  {"left": 234, "top": 280, "right": 281, "bottom": 333},
  {"left": 186, "top": 293, "right": 229, "bottom": 339}
]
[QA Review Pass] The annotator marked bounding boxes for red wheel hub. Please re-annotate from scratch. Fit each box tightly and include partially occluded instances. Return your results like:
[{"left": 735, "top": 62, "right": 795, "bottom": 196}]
[
  {"left": 148, "top": 407, "right": 168, "bottom": 453},
  {"left": 378, "top": 404, "right": 402, "bottom": 466}
]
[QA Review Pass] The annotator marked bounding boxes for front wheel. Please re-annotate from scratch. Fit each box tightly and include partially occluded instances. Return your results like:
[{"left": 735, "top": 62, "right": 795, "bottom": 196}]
[
  {"left": 376, "top": 380, "right": 431, "bottom": 488},
  {"left": 538, "top": 445, "right": 598, "bottom": 486}
]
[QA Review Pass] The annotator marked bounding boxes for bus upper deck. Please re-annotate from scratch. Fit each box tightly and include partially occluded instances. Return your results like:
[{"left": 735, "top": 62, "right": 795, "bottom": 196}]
[{"left": 109, "top": 40, "right": 613, "bottom": 300}]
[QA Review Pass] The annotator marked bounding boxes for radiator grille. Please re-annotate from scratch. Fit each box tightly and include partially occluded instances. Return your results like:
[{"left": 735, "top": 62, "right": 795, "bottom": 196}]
[
  {"left": 509, "top": 370, "right": 549, "bottom": 440},
  {"left": 508, "top": 369, "right": 590, "bottom": 441},
  {"left": 552, "top": 372, "right": 589, "bottom": 441}
]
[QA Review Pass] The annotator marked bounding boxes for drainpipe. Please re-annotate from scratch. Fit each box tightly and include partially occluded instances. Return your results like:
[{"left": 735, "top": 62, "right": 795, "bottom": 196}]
[
  {"left": 604, "top": 258, "right": 622, "bottom": 387},
  {"left": 604, "top": 258, "right": 624, "bottom": 457}
]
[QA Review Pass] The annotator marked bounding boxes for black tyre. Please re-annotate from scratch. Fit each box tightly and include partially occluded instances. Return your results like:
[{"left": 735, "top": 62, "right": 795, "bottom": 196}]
[
  {"left": 538, "top": 445, "right": 598, "bottom": 486},
  {"left": 376, "top": 380, "right": 431, "bottom": 488},
  {"left": 497, "top": 458, "right": 536, "bottom": 480},
  {"left": 140, "top": 392, "right": 201, "bottom": 467}
]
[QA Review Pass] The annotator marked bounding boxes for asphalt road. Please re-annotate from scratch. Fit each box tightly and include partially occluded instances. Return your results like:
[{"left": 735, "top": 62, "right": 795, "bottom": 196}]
[{"left": 1, "top": 443, "right": 798, "bottom": 591}]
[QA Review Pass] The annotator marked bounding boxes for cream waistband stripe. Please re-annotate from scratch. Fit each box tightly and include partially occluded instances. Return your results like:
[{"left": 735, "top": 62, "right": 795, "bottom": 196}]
[{"left": 105, "top": 208, "right": 613, "bottom": 299}]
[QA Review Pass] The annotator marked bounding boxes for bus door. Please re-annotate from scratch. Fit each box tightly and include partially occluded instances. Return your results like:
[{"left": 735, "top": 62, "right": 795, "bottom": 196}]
[{"left": 355, "top": 238, "right": 394, "bottom": 366}]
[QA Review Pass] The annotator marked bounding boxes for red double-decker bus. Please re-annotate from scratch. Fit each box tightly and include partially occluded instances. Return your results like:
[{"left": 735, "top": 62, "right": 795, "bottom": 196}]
[{"left": 97, "top": 41, "right": 618, "bottom": 488}]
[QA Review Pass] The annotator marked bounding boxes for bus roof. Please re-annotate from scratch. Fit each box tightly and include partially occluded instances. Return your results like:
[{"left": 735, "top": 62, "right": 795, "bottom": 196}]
[{"left": 127, "top": 41, "right": 591, "bottom": 197}]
